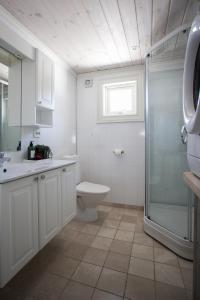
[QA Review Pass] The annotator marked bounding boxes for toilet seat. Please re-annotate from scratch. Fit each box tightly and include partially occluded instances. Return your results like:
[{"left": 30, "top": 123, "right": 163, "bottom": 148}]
[{"left": 77, "top": 181, "right": 110, "bottom": 195}]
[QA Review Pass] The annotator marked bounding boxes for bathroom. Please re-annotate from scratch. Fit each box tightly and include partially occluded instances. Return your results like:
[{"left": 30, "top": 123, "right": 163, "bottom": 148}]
[{"left": 0, "top": 0, "right": 199, "bottom": 299}]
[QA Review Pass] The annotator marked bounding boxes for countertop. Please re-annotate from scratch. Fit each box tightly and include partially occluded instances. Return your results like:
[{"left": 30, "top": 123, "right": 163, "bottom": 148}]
[
  {"left": 183, "top": 171, "right": 200, "bottom": 199},
  {"left": 0, "top": 159, "right": 76, "bottom": 183}
]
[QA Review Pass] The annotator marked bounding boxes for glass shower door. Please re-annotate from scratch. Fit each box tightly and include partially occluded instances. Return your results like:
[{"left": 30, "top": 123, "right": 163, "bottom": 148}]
[{"left": 146, "top": 29, "right": 192, "bottom": 240}]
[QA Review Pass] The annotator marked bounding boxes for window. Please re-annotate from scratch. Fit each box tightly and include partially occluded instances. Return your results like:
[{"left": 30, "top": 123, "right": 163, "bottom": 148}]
[{"left": 97, "top": 72, "right": 144, "bottom": 123}]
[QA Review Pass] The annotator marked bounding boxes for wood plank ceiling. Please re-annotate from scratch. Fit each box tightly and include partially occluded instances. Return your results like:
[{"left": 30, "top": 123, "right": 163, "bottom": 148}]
[{"left": 0, "top": 0, "right": 197, "bottom": 73}]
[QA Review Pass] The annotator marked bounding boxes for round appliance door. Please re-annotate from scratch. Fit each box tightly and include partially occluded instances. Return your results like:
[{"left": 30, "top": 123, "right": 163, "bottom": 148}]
[{"left": 183, "top": 15, "right": 200, "bottom": 134}]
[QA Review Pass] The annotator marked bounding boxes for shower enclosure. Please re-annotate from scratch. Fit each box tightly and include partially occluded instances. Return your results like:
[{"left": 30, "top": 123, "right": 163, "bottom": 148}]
[{"left": 145, "top": 25, "right": 193, "bottom": 259}]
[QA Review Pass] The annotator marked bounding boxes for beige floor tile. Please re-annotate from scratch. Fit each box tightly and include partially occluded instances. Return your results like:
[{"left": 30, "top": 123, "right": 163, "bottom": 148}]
[
  {"left": 83, "top": 247, "right": 108, "bottom": 266},
  {"left": 132, "top": 244, "right": 153, "bottom": 261},
  {"left": 155, "top": 262, "right": 184, "bottom": 288},
  {"left": 118, "top": 222, "right": 135, "bottom": 232},
  {"left": 98, "top": 211, "right": 109, "bottom": 220},
  {"left": 47, "top": 255, "right": 79, "bottom": 279},
  {"left": 107, "top": 212, "right": 122, "bottom": 221},
  {"left": 75, "top": 233, "right": 95, "bottom": 246},
  {"left": 178, "top": 257, "right": 193, "bottom": 270},
  {"left": 66, "top": 220, "right": 85, "bottom": 232},
  {"left": 27, "top": 272, "right": 68, "bottom": 299},
  {"left": 64, "top": 242, "right": 88, "bottom": 260},
  {"left": 97, "top": 227, "right": 117, "bottom": 239},
  {"left": 137, "top": 209, "right": 144, "bottom": 217},
  {"left": 72, "top": 262, "right": 101, "bottom": 287},
  {"left": 123, "top": 209, "right": 138, "bottom": 217},
  {"left": 92, "top": 289, "right": 122, "bottom": 299},
  {"left": 155, "top": 281, "right": 187, "bottom": 300},
  {"left": 8, "top": 262, "right": 43, "bottom": 293},
  {"left": 135, "top": 222, "right": 144, "bottom": 233},
  {"left": 125, "top": 274, "right": 155, "bottom": 300},
  {"left": 154, "top": 247, "right": 178, "bottom": 266},
  {"left": 81, "top": 224, "right": 100, "bottom": 235},
  {"left": 153, "top": 240, "right": 166, "bottom": 249},
  {"left": 104, "top": 251, "right": 130, "bottom": 273},
  {"left": 0, "top": 287, "right": 34, "bottom": 300},
  {"left": 110, "top": 240, "right": 132, "bottom": 256},
  {"left": 115, "top": 229, "right": 134, "bottom": 242},
  {"left": 129, "top": 257, "right": 154, "bottom": 280},
  {"left": 134, "top": 232, "right": 153, "bottom": 246},
  {"left": 91, "top": 236, "right": 112, "bottom": 251},
  {"left": 58, "top": 228, "right": 79, "bottom": 241},
  {"left": 32, "top": 245, "right": 58, "bottom": 266},
  {"left": 60, "top": 280, "right": 94, "bottom": 300},
  {"left": 181, "top": 268, "right": 193, "bottom": 290},
  {"left": 112, "top": 208, "right": 125, "bottom": 214},
  {"left": 93, "top": 218, "right": 105, "bottom": 226},
  {"left": 98, "top": 205, "right": 112, "bottom": 212},
  {"left": 103, "top": 219, "right": 120, "bottom": 228},
  {"left": 47, "top": 237, "right": 68, "bottom": 252},
  {"left": 121, "top": 215, "right": 137, "bottom": 224},
  {"left": 97, "top": 268, "right": 127, "bottom": 296}
]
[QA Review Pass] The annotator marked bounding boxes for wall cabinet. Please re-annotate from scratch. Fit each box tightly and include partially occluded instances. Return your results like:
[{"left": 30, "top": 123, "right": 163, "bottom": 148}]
[
  {"left": 0, "top": 163, "right": 76, "bottom": 287},
  {"left": 36, "top": 50, "right": 54, "bottom": 109},
  {"left": 22, "top": 49, "right": 54, "bottom": 127},
  {"left": 0, "top": 176, "right": 38, "bottom": 287}
]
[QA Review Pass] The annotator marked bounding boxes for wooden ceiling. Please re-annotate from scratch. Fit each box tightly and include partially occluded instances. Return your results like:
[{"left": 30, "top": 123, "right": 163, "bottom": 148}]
[{"left": 0, "top": 0, "right": 197, "bottom": 73}]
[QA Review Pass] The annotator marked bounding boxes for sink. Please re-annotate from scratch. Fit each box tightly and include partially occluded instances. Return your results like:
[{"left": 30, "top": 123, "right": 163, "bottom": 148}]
[{"left": 0, "top": 159, "right": 75, "bottom": 183}]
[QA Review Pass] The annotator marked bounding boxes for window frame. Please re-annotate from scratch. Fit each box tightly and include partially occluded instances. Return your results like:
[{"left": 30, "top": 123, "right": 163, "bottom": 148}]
[{"left": 97, "top": 72, "right": 144, "bottom": 123}]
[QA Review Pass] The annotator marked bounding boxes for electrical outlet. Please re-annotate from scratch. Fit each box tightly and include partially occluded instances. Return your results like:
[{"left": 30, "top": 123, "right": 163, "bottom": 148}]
[{"left": 33, "top": 128, "right": 40, "bottom": 138}]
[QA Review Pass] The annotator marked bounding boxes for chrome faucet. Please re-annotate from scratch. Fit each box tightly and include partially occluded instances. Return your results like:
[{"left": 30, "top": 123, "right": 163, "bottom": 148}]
[{"left": 0, "top": 152, "right": 11, "bottom": 168}]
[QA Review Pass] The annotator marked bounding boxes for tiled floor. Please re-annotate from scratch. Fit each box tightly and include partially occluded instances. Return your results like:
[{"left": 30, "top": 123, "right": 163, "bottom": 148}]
[{"left": 0, "top": 205, "right": 193, "bottom": 300}]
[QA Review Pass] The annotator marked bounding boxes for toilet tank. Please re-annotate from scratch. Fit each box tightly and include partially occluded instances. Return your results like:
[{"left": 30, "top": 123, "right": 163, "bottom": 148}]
[{"left": 63, "top": 155, "right": 80, "bottom": 184}]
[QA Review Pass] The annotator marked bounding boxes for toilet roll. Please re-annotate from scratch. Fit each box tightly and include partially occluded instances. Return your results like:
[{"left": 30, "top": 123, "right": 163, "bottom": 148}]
[{"left": 113, "top": 149, "right": 125, "bottom": 156}]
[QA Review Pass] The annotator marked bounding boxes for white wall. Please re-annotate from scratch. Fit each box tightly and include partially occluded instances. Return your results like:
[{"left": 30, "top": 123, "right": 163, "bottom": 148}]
[
  {"left": 0, "top": 6, "right": 77, "bottom": 161},
  {"left": 77, "top": 66, "right": 145, "bottom": 206}
]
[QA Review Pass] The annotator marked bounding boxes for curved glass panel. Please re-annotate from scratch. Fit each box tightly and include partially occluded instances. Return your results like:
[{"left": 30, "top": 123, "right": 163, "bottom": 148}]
[{"left": 146, "top": 28, "right": 193, "bottom": 240}]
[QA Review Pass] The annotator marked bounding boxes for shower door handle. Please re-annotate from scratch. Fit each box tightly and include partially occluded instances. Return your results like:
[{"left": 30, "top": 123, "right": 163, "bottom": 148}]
[{"left": 181, "top": 125, "right": 187, "bottom": 144}]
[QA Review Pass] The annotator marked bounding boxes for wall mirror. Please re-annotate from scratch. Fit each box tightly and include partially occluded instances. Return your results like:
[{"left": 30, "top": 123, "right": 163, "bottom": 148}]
[{"left": 0, "top": 46, "right": 22, "bottom": 151}]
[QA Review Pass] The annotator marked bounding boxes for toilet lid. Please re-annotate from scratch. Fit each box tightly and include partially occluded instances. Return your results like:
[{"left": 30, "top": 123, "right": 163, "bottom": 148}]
[{"left": 77, "top": 181, "right": 110, "bottom": 194}]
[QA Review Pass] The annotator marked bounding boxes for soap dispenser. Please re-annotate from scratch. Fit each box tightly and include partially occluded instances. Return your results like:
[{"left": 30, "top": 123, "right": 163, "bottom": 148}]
[{"left": 28, "top": 141, "right": 35, "bottom": 160}]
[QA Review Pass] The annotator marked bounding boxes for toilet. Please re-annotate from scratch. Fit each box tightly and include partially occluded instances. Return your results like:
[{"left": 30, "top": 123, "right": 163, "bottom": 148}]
[{"left": 63, "top": 155, "right": 110, "bottom": 222}]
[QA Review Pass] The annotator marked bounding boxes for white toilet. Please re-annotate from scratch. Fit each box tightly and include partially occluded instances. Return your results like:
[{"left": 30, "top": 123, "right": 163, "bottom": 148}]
[{"left": 64, "top": 155, "right": 110, "bottom": 222}]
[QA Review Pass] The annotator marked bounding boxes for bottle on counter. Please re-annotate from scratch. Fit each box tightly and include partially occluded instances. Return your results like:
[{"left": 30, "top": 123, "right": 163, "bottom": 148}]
[{"left": 28, "top": 141, "right": 35, "bottom": 160}]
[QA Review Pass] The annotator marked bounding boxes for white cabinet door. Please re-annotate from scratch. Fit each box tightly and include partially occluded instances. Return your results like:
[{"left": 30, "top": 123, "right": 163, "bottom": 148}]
[
  {"left": 36, "top": 49, "right": 54, "bottom": 109},
  {"left": 38, "top": 169, "right": 61, "bottom": 248},
  {"left": 0, "top": 176, "right": 38, "bottom": 287},
  {"left": 61, "top": 165, "right": 76, "bottom": 226}
]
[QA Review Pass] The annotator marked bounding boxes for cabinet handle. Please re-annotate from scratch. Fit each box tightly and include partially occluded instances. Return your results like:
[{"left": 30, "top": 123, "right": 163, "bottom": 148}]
[
  {"left": 34, "top": 177, "right": 38, "bottom": 182},
  {"left": 62, "top": 168, "right": 66, "bottom": 172},
  {"left": 41, "top": 174, "right": 45, "bottom": 179}
]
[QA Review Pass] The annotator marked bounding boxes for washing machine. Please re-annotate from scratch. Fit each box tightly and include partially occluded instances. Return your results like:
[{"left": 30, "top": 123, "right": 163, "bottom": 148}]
[{"left": 183, "top": 15, "right": 200, "bottom": 177}]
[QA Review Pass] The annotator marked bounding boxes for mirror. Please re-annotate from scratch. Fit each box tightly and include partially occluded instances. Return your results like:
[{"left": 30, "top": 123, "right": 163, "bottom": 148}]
[{"left": 0, "top": 46, "right": 21, "bottom": 151}]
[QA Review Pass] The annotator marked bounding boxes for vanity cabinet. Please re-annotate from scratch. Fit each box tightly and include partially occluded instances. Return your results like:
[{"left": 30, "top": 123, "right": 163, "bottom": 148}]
[
  {"left": 22, "top": 49, "right": 54, "bottom": 127},
  {"left": 0, "top": 176, "right": 38, "bottom": 286},
  {"left": 38, "top": 169, "right": 61, "bottom": 248},
  {"left": 0, "top": 162, "right": 76, "bottom": 287},
  {"left": 61, "top": 165, "right": 76, "bottom": 226}
]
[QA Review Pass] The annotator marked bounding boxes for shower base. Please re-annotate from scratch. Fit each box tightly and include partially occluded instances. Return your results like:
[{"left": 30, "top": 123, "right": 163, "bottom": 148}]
[{"left": 144, "top": 203, "right": 193, "bottom": 260}]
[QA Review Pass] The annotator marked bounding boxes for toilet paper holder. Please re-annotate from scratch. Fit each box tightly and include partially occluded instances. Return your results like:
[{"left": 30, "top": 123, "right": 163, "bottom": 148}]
[{"left": 112, "top": 149, "right": 125, "bottom": 156}]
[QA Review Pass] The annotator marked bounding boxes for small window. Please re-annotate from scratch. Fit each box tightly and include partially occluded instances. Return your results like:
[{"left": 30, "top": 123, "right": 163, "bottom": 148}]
[{"left": 97, "top": 73, "right": 144, "bottom": 123}]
